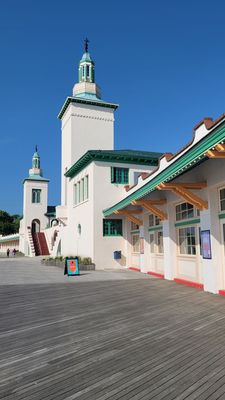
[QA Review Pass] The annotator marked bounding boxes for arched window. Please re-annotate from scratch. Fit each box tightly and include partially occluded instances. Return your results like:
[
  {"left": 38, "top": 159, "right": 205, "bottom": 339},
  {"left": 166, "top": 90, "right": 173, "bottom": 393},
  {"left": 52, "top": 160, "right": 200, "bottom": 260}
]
[{"left": 32, "top": 189, "right": 41, "bottom": 203}]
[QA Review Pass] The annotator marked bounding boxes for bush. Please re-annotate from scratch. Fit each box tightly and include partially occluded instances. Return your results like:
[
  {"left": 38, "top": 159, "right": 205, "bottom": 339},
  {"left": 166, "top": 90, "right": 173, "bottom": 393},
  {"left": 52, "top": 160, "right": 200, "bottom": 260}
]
[
  {"left": 81, "top": 257, "right": 92, "bottom": 265},
  {"left": 55, "top": 256, "right": 64, "bottom": 261},
  {"left": 42, "top": 255, "right": 93, "bottom": 264}
]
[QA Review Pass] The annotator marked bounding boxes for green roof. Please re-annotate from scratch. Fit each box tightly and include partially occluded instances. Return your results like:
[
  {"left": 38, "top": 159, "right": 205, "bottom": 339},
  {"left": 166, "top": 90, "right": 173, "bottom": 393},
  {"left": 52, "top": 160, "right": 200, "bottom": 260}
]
[
  {"left": 0, "top": 234, "right": 19, "bottom": 243},
  {"left": 103, "top": 120, "right": 225, "bottom": 216},
  {"left": 45, "top": 205, "right": 56, "bottom": 217},
  {"left": 23, "top": 175, "right": 49, "bottom": 184},
  {"left": 58, "top": 96, "right": 118, "bottom": 120},
  {"left": 65, "top": 149, "right": 162, "bottom": 179}
]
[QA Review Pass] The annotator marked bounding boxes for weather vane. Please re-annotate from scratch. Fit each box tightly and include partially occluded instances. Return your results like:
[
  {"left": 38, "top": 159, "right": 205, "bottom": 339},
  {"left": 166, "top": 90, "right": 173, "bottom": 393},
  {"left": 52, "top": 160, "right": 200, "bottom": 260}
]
[
  {"left": 35, "top": 145, "right": 38, "bottom": 152},
  {"left": 84, "top": 37, "right": 89, "bottom": 53}
]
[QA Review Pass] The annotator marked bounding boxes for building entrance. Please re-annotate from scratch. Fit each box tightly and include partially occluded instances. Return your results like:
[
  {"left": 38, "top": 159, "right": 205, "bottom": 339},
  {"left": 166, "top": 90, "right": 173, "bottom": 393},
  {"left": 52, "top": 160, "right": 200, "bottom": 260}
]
[{"left": 31, "top": 219, "right": 40, "bottom": 234}]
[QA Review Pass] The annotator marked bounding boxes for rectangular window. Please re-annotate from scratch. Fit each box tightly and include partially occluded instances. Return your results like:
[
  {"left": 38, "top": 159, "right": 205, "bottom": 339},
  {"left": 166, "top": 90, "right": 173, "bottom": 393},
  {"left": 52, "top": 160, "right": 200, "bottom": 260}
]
[
  {"left": 74, "top": 184, "right": 77, "bottom": 205},
  {"left": 111, "top": 167, "right": 129, "bottom": 184},
  {"left": 150, "top": 231, "right": 164, "bottom": 253},
  {"left": 77, "top": 182, "right": 80, "bottom": 204},
  {"left": 131, "top": 221, "right": 139, "bottom": 231},
  {"left": 150, "top": 233, "right": 154, "bottom": 252},
  {"left": 103, "top": 219, "right": 123, "bottom": 236},
  {"left": 132, "top": 234, "right": 140, "bottom": 253},
  {"left": 220, "top": 188, "right": 225, "bottom": 211},
  {"left": 149, "top": 214, "right": 154, "bottom": 227},
  {"left": 86, "top": 65, "right": 90, "bottom": 77},
  {"left": 84, "top": 175, "right": 89, "bottom": 200},
  {"left": 74, "top": 175, "right": 89, "bottom": 205},
  {"left": 176, "top": 202, "right": 195, "bottom": 221},
  {"left": 156, "top": 231, "right": 164, "bottom": 253},
  {"left": 149, "top": 214, "right": 161, "bottom": 227},
  {"left": 32, "top": 189, "right": 41, "bottom": 203},
  {"left": 80, "top": 178, "right": 84, "bottom": 202},
  {"left": 178, "top": 226, "right": 196, "bottom": 255}
]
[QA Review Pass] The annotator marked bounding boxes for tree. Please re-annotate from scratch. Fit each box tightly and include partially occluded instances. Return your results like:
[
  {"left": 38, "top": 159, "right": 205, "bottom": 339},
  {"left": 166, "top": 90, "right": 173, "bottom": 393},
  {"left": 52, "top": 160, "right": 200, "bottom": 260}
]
[{"left": 0, "top": 211, "right": 22, "bottom": 236}]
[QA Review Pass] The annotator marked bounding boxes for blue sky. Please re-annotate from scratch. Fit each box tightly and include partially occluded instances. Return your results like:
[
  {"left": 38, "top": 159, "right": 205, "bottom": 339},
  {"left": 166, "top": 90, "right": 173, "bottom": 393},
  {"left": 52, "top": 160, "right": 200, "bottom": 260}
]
[{"left": 1, "top": 0, "right": 225, "bottom": 214}]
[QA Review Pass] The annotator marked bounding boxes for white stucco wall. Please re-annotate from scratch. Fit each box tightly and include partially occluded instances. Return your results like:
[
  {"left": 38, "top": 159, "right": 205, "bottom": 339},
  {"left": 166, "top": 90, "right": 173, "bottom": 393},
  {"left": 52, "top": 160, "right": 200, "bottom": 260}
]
[
  {"left": 60, "top": 163, "right": 94, "bottom": 258},
  {"left": 19, "top": 179, "right": 49, "bottom": 256},
  {"left": 60, "top": 102, "right": 115, "bottom": 205},
  {"left": 119, "top": 157, "right": 225, "bottom": 294},
  {"left": 59, "top": 160, "right": 156, "bottom": 267}
]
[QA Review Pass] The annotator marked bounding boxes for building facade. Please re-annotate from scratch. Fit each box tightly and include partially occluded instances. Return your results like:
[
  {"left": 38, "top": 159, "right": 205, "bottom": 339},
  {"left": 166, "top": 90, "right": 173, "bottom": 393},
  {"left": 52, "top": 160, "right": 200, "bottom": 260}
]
[
  {"left": 8, "top": 42, "right": 225, "bottom": 295},
  {"left": 104, "top": 115, "right": 225, "bottom": 294}
]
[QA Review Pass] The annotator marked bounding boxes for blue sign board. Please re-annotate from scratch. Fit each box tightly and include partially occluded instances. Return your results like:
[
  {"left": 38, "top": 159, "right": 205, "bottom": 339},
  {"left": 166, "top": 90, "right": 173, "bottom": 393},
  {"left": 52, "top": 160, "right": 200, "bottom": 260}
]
[
  {"left": 65, "top": 257, "right": 80, "bottom": 276},
  {"left": 201, "top": 230, "right": 212, "bottom": 259}
]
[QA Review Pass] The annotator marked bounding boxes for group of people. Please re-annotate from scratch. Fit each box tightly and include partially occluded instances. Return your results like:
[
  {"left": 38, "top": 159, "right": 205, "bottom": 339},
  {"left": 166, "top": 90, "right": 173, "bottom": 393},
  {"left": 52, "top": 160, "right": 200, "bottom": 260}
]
[{"left": 6, "top": 248, "right": 17, "bottom": 257}]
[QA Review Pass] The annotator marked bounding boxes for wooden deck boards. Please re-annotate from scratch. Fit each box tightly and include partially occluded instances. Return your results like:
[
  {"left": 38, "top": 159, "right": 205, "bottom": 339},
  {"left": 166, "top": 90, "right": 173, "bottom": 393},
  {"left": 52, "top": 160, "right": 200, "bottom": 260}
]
[{"left": 1, "top": 262, "right": 225, "bottom": 398}]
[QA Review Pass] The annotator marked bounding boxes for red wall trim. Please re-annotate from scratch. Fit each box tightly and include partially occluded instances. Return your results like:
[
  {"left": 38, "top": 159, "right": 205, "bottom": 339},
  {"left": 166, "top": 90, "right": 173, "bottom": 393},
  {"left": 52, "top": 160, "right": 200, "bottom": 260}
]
[
  {"left": 129, "top": 267, "right": 141, "bottom": 272},
  {"left": 147, "top": 271, "right": 164, "bottom": 279},
  {"left": 174, "top": 278, "right": 203, "bottom": 290},
  {"left": 219, "top": 290, "right": 225, "bottom": 296}
]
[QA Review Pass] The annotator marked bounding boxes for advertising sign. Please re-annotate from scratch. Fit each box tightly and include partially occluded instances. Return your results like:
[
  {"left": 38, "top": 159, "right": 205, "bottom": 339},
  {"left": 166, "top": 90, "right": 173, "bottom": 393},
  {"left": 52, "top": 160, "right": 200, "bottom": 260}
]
[
  {"left": 64, "top": 257, "right": 80, "bottom": 276},
  {"left": 201, "top": 230, "right": 212, "bottom": 259}
]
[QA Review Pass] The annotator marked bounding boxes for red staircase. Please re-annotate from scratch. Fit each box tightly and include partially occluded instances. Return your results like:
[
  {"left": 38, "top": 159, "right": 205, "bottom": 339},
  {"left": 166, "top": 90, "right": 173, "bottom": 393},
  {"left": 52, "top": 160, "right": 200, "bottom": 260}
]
[{"left": 32, "top": 232, "right": 50, "bottom": 256}]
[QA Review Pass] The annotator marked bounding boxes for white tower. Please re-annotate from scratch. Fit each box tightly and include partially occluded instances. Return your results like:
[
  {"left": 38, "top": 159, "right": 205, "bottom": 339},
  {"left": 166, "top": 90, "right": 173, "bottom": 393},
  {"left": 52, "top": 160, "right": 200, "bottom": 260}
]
[
  {"left": 19, "top": 147, "right": 49, "bottom": 255},
  {"left": 58, "top": 39, "right": 118, "bottom": 205}
]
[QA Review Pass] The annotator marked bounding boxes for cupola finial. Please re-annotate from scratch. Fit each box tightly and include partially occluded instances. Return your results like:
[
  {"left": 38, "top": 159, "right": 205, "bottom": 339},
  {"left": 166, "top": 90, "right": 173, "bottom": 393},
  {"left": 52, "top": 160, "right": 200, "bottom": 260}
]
[
  {"left": 35, "top": 144, "right": 38, "bottom": 153},
  {"left": 84, "top": 37, "right": 89, "bottom": 53}
]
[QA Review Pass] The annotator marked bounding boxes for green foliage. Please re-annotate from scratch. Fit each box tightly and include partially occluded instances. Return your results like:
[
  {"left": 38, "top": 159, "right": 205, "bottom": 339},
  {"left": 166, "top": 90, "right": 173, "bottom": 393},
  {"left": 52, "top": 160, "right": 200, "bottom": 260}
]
[
  {"left": 82, "top": 257, "right": 92, "bottom": 265},
  {"left": 42, "top": 255, "right": 93, "bottom": 264},
  {"left": 0, "top": 211, "right": 22, "bottom": 236}
]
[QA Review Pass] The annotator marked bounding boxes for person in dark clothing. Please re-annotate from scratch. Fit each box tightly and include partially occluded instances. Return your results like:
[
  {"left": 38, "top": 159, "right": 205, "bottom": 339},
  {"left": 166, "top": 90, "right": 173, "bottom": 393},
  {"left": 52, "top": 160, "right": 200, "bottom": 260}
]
[{"left": 6, "top": 249, "right": 10, "bottom": 257}]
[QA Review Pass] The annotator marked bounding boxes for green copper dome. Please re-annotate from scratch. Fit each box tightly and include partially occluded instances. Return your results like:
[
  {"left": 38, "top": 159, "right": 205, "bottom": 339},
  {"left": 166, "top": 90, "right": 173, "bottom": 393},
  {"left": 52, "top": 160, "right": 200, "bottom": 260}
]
[
  {"left": 80, "top": 52, "right": 93, "bottom": 63},
  {"left": 32, "top": 146, "right": 40, "bottom": 169}
]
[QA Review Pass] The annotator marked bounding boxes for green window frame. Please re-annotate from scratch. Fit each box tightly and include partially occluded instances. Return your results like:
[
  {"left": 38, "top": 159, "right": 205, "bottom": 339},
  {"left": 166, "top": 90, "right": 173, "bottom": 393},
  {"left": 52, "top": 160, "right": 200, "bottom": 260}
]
[
  {"left": 74, "top": 184, "right": 77, "bottom": 205},
  {"left": 32, "top": 189, "right": 41, "bottom": 203},
  {"left": 178, "top": 226, "right": 196, "bottom": 255},
  {"left": 149, "top": 214, "right": 161, "bottom": 227},
  {"left": 111, "top": 167, "right": 129, "bottom": 184},
  {"left": 84, "top": 175, "right": 89, "bottom": 200},
  {"left": 77, "top": 182, "right": 80, "bottom": 204},
  {"left": 80, "top": 178, "right": 84, "bottom": 202},
  {"left": 103, "top": 219, "right": 123, "bottom": 236},
  {"left": 175, "top": 202, "right": 200, "bottom": 221},
  {"left": 132, "top": 234, "right": 140, "bottom": 253},
  {"left": 74, "top": 175, "right": 89, "bottom": 206},
  {"left": 220, "top": 188, "right": 225, "bottom": 211}
]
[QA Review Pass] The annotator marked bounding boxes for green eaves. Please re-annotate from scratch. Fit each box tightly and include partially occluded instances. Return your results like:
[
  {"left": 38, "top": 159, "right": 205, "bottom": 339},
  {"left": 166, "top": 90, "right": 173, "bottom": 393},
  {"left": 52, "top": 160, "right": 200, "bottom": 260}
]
[
  {"left": 65, "top": 150, "right": 160, "bottom": 179},
  {"left": 103, "top": 122, "right": 225, "bottom": 217}
]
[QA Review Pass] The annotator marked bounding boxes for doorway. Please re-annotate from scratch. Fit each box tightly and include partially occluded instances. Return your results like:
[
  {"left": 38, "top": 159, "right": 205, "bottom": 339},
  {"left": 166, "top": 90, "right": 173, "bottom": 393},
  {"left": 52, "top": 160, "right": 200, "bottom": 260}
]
[{"left": 31, "top": 219, "right": 40, "bottom": 234}]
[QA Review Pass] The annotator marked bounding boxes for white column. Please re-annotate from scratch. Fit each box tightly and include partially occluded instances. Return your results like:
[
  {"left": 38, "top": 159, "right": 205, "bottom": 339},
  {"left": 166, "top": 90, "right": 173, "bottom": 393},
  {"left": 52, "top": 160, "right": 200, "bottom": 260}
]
[
  {"left": 139, "top": 225, "right": 145, "bottom": 272},
  {"left": 200, "top": 188, "right": 221, "bottom": 294},
  {"left": 162, "top": 204, "right": 176, "bottom": 280}
]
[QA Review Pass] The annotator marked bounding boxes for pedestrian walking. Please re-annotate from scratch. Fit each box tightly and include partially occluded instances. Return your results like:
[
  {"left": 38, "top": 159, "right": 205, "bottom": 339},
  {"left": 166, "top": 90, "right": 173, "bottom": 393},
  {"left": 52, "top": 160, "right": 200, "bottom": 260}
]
[
  {"left": 6, "top": 248, "right": 10, "bottom": 257},
  {"left": 12, "top": 248, "right": 16, "bottom": 257}
]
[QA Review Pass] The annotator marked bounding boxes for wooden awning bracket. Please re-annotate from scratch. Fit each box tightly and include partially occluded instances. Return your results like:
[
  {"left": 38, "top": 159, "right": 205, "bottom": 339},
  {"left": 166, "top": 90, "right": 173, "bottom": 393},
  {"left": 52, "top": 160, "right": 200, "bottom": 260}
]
[
  {"left": 114, "top": 210, "right": 143, "bottom": 226},
  {"left": 157, "top": 182, "right": 208, "bottom": 210},
  {"left": 205, "top": 143, "right": 225, "bottom": 158},
  {"left": 132, "top": 200, "right": 168, "bottom": 220}
]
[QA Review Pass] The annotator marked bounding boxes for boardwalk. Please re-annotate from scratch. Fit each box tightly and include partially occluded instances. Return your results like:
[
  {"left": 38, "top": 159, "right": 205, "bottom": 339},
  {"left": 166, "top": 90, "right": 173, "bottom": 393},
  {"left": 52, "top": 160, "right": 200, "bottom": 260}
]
[{"left": 1, "top": 259, "right": 225, "bottom": 399}]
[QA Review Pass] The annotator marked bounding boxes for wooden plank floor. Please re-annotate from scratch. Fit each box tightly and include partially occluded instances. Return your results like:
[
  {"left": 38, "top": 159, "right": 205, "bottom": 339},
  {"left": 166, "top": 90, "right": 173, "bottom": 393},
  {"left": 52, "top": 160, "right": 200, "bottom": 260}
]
[{"left": 1, "top": 260, "right": 225, "bottom": 398}]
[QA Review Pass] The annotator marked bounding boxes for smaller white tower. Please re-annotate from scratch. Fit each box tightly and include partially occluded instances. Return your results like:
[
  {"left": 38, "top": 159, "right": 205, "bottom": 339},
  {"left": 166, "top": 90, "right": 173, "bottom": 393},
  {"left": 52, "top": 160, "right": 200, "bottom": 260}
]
[{"left": 19, "top": 147, "right": 49, "bottom": 256}]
